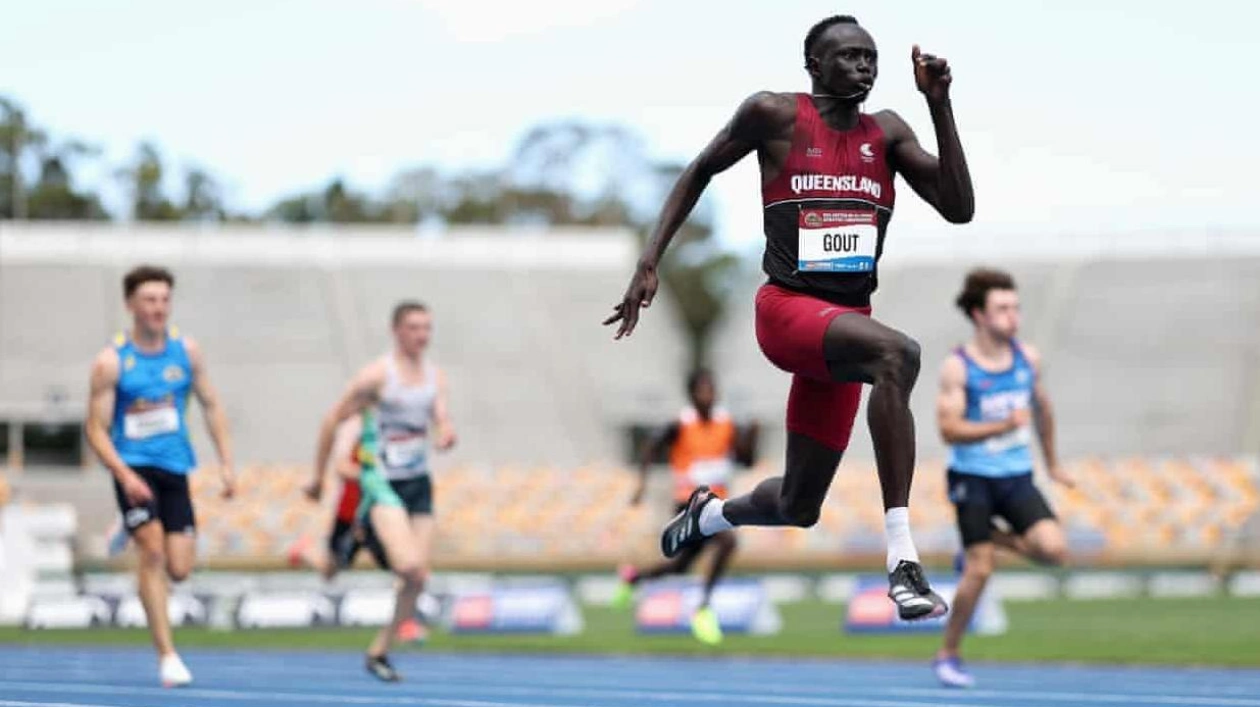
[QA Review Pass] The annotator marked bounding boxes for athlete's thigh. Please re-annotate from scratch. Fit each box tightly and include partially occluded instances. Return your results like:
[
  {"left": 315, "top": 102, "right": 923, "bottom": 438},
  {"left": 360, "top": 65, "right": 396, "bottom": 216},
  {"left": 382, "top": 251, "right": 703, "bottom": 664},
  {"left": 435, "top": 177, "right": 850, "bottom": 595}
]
[
  {"left": 823, "top": 312, "right": 913, "bottom": 383},
  {"left": 408, "top": 513, "right": 435, "bottom": 569},
  {"left": 154, "top": 470, "right": 197, "bottom": 536},
  {"left": 130, "top": 519, "right": 166, "bottom": 559},
  {"left": 948, "top": 471, "right": 997, "bottom": 548},
  {"left": 163, "top": 531, "right": 197, "bottom": 579},
  {"left": 1020, "top": 517, "right": 1065, "bottom": 558},
  {"left": 998, "top": 477, "right": 1057, "bottom": 537},
  {"left": 786, "top": 372, "right": 863, "bottom": 456},
  {"left": 369, "top": 505, "right": 419, "bottom": 571}
]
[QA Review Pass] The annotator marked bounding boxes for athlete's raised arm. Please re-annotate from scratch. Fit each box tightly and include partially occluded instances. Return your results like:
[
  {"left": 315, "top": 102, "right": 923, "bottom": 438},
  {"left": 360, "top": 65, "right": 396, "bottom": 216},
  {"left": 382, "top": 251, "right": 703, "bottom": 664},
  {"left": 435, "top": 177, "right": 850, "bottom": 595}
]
[
  {"left": 310, "top": 361, "right": 387, "bottom": 500},
  {"left": 185, "top": 337, "right": 236, "bottom": 499},
  {"left": 879, "top": 45, "right": 973, "bottom": 224},
  {"left": 604, "top": 92, "right": 794, "bottom": 339}
]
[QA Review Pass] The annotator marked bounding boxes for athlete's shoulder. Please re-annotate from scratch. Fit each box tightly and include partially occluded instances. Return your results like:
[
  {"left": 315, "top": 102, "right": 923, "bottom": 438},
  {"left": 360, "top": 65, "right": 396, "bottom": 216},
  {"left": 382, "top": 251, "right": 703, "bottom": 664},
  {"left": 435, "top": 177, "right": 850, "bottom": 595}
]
[
  {"left": 939, "top": 351, "right": 967, "bottom": 383},
  {"left": 92, "top": 345, "right": 121, "bottom": 370},
  {"left": 357, "top": 357, "right": 391, "bottom": 387},
  {"left": 868, "top": 109, "right": 914, "bottom": 143},
  {"left": 742, "top": 91, "right": 796, "bottom": 112},
  {"left": 90, "top": 346, "right": 121, "bottom": 384},
  {"left": 1016, "top": 341, "right": 1043, "bottom": 371},
  {"left": 429, "top": 361, "right": 448, "bottom": 383},
  {"left": 732, "top": 92, "right": 797, "bottom": 134}
]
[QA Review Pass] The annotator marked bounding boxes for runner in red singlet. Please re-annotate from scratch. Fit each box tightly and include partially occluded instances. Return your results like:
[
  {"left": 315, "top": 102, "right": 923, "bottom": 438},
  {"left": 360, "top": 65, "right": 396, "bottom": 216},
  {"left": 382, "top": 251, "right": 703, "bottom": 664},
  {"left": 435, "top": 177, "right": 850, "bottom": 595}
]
[
  {"left": 291, "top": 417, "right": 387, "bottom": 579},
  {"left": 604, "top": 15, "right": 974, "bottom": 619}
]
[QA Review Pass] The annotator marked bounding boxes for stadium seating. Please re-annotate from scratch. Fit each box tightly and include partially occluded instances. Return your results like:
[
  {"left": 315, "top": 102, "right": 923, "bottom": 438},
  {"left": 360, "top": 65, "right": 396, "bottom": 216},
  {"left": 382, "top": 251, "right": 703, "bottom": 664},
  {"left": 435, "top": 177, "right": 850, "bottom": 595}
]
[
  {"left": 177, "top": 456, "right": 1259, "bottom": 569},
  {"left": 5, "top": 225, "right": 1260, "bottom": 569}
]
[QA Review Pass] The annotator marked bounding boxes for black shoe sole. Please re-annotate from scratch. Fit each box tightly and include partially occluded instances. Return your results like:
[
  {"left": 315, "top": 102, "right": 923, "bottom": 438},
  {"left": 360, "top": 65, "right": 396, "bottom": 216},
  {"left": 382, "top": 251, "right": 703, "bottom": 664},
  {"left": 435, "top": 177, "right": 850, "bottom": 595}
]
[{"left": 896, "top": 593, "right": 949, "bottom": 621}]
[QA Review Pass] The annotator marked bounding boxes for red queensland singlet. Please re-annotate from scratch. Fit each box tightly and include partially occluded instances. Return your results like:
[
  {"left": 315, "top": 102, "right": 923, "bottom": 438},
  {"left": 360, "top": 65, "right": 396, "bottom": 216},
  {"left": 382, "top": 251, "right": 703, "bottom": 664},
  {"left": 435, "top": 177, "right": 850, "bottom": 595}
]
[{"left": 760, "top": 94, "right": 897, "bottom": 307}]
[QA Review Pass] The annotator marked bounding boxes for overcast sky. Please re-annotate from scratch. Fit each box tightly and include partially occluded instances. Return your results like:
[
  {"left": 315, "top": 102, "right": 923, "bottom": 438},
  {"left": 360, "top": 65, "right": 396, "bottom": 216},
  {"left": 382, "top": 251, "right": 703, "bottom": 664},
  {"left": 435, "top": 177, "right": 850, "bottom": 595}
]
[{"left": 3, "top": 0, "right": 1255, "bottom": 248}]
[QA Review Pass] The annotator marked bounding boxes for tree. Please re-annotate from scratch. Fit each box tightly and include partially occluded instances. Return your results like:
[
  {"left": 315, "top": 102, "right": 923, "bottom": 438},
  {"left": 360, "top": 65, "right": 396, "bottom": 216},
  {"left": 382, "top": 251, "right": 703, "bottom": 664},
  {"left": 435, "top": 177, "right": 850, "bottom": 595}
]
[
  {"left": 26, "top": 140, "right": 108, "bottom": 220},
  {"left": 0, "top": 97, "right": 47, "bottom": 219},
  {"left": 182, "top": 167, "right": 224, "bottom": 222},
  {"left": 267, "top": 177, "right": 387, "bottom": 224},
  {"left": 117, "top": 142, "right": 180, "bottom": 221}
]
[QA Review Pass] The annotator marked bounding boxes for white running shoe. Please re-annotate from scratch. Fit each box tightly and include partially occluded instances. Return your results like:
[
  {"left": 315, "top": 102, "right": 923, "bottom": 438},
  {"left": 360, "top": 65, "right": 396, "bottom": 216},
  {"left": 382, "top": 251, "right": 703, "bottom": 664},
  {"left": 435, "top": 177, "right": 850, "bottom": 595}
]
[
  {"left": 933, "top": 656, "right": 975, "bottom": 688},
  {"left": 160, "top": 653, "right": 193, "bottom": 688}
]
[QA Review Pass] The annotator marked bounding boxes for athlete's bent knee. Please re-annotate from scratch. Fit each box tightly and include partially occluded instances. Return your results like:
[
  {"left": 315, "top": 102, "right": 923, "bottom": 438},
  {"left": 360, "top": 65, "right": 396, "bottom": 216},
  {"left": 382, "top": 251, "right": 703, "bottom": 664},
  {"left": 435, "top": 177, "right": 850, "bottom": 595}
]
[
  {"left": 395, "top": 564, "right": 425, "bottom": 588},
  {"left": 138, "top": 546, "right": 166, "bottom": 570},
  {"left": 1037, "top": 540, "right": 1067, "bottom": 567},
  {"left": 873, "top": 333, "right": 921, "bottom": 387},
  {"left": 166, "top": 562, "right": 192, "bottom": 583},
  {"left": 964, "top": 552, "right": 995, "bottom": 581}
]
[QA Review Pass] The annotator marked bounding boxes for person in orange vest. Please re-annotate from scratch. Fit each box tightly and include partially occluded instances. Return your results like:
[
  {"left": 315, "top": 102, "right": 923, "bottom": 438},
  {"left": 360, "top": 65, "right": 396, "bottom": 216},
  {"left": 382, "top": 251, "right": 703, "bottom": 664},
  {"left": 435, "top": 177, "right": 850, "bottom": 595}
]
[{"left": 612, "top": 369, "right": 758, "bottom": 644}]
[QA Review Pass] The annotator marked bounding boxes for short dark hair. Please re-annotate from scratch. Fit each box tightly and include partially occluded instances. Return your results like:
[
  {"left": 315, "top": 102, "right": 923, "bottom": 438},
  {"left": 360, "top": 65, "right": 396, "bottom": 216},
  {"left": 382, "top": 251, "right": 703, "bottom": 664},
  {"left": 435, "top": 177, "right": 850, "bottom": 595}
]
[
  {"left": 804, "top": 15, "right": 859, "bottom": 66},
  {"left": 392, "top": 300, "right": 429, "bottom": 327},
  {"left": 687, "top": 367, "right": 715, "bottom": 395},
  {"left": 122, "top": 265, "right": 174, "bottom": 299},
  {"left": 955, "top": 268, "right": 1017, "bottom": 319}
]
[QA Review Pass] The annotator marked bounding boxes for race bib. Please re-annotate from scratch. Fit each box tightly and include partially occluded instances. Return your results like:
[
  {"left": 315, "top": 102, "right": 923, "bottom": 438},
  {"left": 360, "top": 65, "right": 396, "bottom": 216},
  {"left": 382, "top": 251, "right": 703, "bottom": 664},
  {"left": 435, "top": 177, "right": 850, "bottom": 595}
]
[
  {"left": 383, "top": 431, "right": 428, "bottom": 469},
  {"left": 985, "top": 425, "right": 1032, "bottom": 454},
  {"left": 124, "top": 405, "right": 179, "bottom": 440},
  {"left": 688, "top": 458, "right": 734, "bottom": 487},
  {"left": 797, "top": 209, "right": 878, "bottom": 273}
]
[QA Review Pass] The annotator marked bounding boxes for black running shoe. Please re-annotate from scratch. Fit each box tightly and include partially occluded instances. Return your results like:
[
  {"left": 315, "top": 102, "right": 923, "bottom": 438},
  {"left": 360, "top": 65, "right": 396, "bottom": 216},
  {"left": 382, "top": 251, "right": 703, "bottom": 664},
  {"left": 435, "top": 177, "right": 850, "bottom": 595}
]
[
  {"left": 661, "top": 486, "right": 716, "bottom": 559},
  {"left": 366, "top": 654, "right": 401, "bottom": 682},
  {"left": 887, "top": 560, "right": 948, "bottom": 621}
]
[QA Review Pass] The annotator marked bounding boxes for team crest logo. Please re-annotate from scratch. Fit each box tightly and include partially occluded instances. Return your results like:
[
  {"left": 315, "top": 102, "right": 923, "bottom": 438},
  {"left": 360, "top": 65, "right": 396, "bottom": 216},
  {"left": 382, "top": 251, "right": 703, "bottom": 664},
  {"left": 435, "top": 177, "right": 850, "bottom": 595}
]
[
  {"left": 806, "top": 146, "right": 823, "bottom": 158},
  {"left": 859, "top": 143, "right": 876, "bottom": 163},
  {"left": 803, "top": 212, "right": 823, "bottom": 228},
  {"left": 162, "top": 365, "right": 186, "bottom": 383},
  {"left": 124, "top": 355, "right": 136, "bottom": 372}
]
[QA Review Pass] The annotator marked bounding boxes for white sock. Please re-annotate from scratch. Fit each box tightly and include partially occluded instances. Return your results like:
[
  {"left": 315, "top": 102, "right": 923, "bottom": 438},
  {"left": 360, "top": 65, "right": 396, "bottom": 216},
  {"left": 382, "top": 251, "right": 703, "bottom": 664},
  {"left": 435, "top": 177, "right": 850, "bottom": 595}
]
[
  {"left": 884, "top": 507, "right": 920, "bottom": 573},
  {"left": 698, "top": 498, "right": 733, "bottom": 535}
]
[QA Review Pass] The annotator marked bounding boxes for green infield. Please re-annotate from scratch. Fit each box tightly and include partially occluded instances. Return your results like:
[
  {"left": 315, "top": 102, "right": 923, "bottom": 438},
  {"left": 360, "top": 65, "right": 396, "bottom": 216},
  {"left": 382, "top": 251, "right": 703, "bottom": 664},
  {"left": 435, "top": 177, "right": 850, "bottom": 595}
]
[{"left": 1, "top": 597, "right": 1256, "bottom": 667}]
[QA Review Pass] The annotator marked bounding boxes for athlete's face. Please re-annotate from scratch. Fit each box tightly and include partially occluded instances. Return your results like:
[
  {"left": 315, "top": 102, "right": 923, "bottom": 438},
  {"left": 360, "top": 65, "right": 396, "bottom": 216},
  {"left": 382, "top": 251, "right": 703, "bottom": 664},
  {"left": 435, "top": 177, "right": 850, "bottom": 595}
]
[
  {"left": 690, "top": 377, "right": 717, "bottom": 413},
  {"left": 126, "top": 281, "right": 172, "bottom": 335},
  {"left": 394, "top": 310, "right": 432, "bottom": 356},
  {"left": 975, "top": 289, "right": 1020, "bottom": 341},
  {"left": 808, "top": 24, "right": 878, "bottom": 100}
]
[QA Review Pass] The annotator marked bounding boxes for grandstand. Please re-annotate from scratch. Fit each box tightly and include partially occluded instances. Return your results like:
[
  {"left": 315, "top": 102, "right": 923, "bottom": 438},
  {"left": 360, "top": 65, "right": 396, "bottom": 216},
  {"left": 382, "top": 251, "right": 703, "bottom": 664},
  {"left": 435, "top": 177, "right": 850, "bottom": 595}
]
[
  {"left": 2, "top": 223, "right": 1259, "bottom": 571},
  {"left": 179, "top": 455, "right": 1257, "bottom": 571},
  {"left": 713, "top": 230, "right": 1260, "bottom": 462},
  {"left": 0, "top": 223, "right": 689, "bottom": 468}
]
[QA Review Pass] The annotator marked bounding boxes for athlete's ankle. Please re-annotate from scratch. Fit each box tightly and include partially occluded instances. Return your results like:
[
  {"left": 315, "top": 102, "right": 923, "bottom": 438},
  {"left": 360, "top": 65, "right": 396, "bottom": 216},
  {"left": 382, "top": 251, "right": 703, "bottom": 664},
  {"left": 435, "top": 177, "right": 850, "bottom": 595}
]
[
  {"left": 698, "top": 498, "right": 733, "bottom": 535},
  {"left": 884, "top": 507, "right": 920, "bottom": 573}
]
